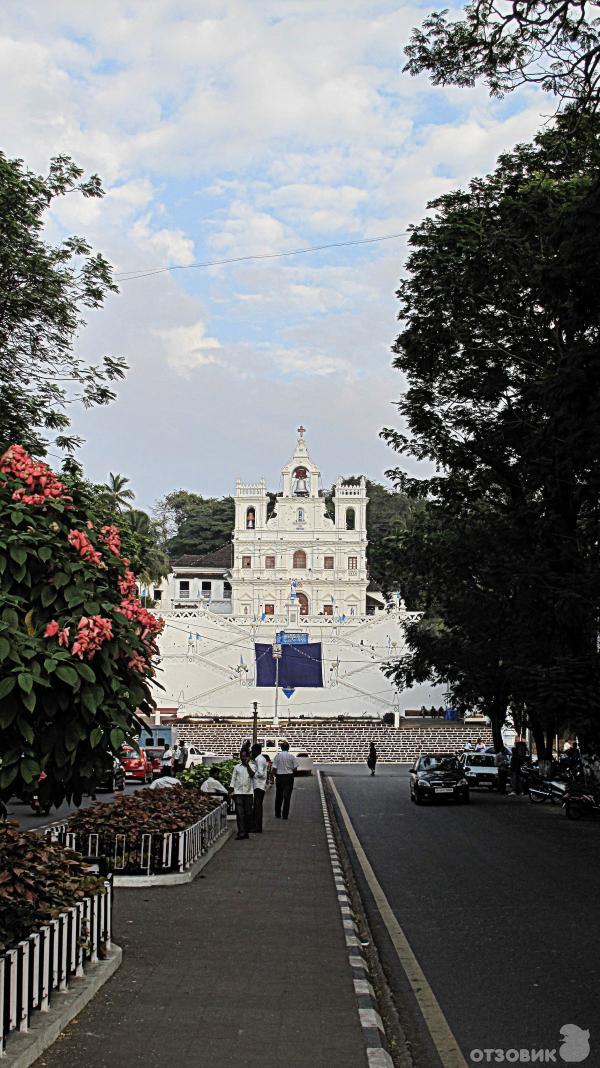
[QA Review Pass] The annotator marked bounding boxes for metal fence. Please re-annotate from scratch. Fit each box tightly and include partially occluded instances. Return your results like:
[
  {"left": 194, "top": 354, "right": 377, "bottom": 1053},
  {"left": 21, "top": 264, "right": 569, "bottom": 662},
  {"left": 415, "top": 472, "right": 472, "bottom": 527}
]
[
  {"left": 0, "top": 878, "right": 112, "bottom": 1057},
  {"left": 45, "top": 802, "right": 228, "bottom": 876}
]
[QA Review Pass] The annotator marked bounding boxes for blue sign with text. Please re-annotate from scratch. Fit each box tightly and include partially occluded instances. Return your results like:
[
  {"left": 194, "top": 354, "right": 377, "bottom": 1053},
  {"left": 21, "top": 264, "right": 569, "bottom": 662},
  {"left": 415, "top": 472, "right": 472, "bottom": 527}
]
[{"left": 276, "top": 632, "right": 309, "bottom": 645}]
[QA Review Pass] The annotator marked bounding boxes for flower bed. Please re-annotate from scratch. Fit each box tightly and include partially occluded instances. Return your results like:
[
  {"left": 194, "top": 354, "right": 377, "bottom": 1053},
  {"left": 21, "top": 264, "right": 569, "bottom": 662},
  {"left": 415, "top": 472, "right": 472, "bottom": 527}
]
[
  {"left": 47, "top": 787, "right": 227, "bottom": 876},
  {"left": 0, "top": 821, "right": 113, "bottom": 1056}
]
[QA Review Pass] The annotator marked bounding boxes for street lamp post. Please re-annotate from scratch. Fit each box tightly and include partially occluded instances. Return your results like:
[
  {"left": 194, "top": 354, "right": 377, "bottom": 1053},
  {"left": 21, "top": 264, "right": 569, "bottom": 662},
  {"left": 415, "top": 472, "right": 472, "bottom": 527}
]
[
  {"left": 252, "top": 700, "right": 259, "bottom": 745},
  {"left": 273, "top": 643, "right": 282, "bottom": 728}
]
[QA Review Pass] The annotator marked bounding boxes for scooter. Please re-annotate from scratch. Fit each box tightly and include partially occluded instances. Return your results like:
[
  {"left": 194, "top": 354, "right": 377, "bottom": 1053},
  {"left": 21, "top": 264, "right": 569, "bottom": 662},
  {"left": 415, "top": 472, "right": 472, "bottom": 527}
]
[{"left": 528, "top": 776, "right": 568, "bottom": 805}]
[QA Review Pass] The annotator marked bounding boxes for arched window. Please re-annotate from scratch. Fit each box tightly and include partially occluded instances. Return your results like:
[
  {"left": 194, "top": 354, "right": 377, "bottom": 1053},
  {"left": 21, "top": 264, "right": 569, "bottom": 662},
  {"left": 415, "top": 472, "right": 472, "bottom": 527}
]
[
  {"left": 293, "top": 549, "right": 307, "bottom": 569},
  {"left": 346, "top": 507, "right": 355, "bottom": 531},
  {"left": 246, "top": 507, "right": 255, "bottom": 529}
]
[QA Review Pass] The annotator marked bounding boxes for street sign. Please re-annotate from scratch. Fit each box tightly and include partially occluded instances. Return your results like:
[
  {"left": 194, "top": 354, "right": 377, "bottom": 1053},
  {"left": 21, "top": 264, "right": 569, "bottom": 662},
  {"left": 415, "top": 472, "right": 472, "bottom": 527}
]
[
  {"left": 282, "top": 687, "right": 296, "bottom": 700},
  {"left": 276, "top": 632, "right": 309, "bottom": 644},
  {"left": 272, "top": 643, "right": 282, "bottom": 658}
]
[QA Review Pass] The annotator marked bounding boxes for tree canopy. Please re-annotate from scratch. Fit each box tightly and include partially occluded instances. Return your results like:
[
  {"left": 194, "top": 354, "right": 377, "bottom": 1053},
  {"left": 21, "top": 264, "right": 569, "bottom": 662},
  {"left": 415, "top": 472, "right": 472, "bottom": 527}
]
[
  {"left": 383, "top": 110, "right": 600, "bottom": 752},
  {"left": 0, "top": 153, "right": 126, "bottom": 458},
  {"left": 154, "top": 490, "right": 235, "bottom": 557},
  {"left": 405, "top": 0, "right": 600, "bottom": 109}
]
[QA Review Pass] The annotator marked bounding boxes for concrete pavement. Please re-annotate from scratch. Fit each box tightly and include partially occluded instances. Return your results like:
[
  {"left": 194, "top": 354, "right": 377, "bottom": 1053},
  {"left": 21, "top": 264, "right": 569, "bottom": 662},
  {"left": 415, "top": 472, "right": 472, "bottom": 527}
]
[{"left": 34, "top": 775, "right": 368, "bottom": 1068}]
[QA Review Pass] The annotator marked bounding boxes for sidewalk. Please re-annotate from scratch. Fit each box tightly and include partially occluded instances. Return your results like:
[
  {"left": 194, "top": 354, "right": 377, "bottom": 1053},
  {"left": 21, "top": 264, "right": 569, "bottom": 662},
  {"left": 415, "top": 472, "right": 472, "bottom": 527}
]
[{"left": 35, "top": 775, "right": 368, "bottom": 1068}]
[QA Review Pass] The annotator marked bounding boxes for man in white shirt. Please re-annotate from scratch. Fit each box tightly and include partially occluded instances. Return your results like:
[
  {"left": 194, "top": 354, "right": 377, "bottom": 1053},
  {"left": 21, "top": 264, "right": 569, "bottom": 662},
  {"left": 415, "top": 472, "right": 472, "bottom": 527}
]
[
  {"left": 250, "top": 743, "right": 269, "bottom": 833},
  {"left": 161, "top": 745, "right": 174, "bottom": 776},
  {"left": 272, "top": 742, "right": 298, "bottom": 820},
  {"left": 229, "top": 751, "right": 256, "bottom": 839},
  {"left": 200, "top": 768, "right": 229, "bottom": 797}
]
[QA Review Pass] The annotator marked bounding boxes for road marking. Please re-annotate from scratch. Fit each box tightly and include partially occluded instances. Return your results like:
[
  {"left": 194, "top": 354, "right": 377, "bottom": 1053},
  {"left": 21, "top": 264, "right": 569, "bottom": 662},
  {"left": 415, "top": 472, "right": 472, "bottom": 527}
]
[{"left": 328, "top": 777, "right": 469, "bottom": 1068}]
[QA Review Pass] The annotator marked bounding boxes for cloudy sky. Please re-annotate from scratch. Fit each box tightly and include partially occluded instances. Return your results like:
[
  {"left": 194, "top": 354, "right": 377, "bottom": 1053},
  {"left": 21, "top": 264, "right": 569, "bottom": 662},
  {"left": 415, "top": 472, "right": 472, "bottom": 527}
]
[{"left": 0, "top": 1, "right": 545, "bottom": 510}]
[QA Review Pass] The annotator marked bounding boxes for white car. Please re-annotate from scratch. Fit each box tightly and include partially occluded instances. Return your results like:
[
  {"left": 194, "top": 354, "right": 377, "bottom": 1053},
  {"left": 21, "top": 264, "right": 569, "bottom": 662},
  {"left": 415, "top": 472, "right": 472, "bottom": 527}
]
[
  {"left": 258, "top": 737, "right": 313, "bottom": 775},
  {"left": 186, "top": 744, "right": 208, "bottom": 768},
  {"left": 459, "top": 751, "right": 499, "bottom": 789}
]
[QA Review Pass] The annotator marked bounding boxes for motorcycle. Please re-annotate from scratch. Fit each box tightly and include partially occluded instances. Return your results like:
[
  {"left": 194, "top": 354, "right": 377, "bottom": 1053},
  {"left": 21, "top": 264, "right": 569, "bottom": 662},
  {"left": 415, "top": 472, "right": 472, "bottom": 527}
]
[
  {"left": 528, "top": 775, "right": 569, "bottom": 805},
  {"left": 564, "top": 785, "right": 600, "bottom": 820}
]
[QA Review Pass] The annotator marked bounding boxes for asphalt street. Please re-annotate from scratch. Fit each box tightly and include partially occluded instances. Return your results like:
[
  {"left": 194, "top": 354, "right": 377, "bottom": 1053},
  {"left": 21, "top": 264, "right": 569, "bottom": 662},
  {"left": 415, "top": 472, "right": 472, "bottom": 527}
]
[
  {"left": 5, "top": 781, "right": 141, "bottom": 832},
  {"left": 326, "top": 765, "right": 600, "bottom": 1067}
]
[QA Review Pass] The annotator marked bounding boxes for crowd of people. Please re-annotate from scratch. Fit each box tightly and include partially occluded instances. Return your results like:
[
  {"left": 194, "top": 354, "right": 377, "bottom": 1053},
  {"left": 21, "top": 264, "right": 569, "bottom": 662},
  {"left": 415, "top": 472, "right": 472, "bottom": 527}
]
[{"left": 202, "top": 740, "right": 300, "bottom": 840}]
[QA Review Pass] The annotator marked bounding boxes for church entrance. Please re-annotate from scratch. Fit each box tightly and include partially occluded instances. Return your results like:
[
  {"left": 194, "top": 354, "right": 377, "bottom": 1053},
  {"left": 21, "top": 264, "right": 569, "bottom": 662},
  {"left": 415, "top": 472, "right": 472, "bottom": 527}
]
[{"left": 296, "top": 592, "right": 309, "bottom": 616}]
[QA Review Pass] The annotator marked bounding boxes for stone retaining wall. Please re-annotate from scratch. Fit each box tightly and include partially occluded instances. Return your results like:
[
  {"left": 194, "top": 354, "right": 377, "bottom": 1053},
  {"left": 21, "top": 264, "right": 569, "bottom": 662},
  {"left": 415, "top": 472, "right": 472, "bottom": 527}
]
[{"left": 175, "top": 723, "right": 492, "bottom": 763}]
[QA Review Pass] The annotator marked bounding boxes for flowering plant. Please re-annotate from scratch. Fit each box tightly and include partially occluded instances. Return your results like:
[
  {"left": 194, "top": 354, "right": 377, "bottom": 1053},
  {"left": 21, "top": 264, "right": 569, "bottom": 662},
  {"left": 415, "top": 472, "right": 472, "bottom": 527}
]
[{"left": 0, "top": 445, "right": 164, "bottom": 806}]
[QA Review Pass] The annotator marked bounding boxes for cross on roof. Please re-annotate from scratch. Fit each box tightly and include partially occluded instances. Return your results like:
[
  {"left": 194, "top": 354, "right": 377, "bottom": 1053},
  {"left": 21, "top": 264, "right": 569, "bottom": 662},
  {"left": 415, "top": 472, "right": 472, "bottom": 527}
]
[{"left": 297, "top": 425, "right": 306, "bottom": 437}]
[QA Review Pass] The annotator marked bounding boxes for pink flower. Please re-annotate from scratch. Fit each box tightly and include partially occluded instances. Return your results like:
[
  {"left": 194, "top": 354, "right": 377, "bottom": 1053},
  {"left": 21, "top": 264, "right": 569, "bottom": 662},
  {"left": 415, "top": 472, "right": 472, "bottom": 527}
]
[
  {"left": 99, "top": 525, "right": 121, "bottom": 556},
  {"left": 67, "top": 529, "right": 103, "bottom": 566},
  {"left": 70, "top": 615, "right": 113, "bottom": 660},
  {"left": 44, "top": 621, "right": 60, "bottom": 638},
  {"left": 1, "top": 445, "right": 71, "bottom": 506},
  {"left": 58, "top": 627, "right": 70, "bottom": 648}
]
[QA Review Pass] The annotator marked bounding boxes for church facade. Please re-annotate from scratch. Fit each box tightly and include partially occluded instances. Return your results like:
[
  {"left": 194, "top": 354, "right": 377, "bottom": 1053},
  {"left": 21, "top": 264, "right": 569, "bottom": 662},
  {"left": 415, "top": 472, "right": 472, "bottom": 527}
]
[{"left": 230, "top": 428, "right": 369, "bottom": 620}]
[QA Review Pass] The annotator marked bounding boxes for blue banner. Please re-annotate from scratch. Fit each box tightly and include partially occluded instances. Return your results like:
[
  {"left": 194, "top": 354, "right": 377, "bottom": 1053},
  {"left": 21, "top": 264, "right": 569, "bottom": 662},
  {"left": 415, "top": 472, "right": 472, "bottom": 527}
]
[
  {"left": 276, "top": 631, "right": 309, "bottom": 644},
  {"left": 256, "top": 643, "right": 323, "bottom": 687}
]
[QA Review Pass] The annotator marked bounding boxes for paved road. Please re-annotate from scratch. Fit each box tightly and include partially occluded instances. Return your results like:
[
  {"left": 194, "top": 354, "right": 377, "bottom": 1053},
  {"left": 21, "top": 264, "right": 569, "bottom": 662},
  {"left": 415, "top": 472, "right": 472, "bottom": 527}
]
[
  {"left": 327, "top": 765, "right": 600, "bottom": 1067},
  {"left": 5, "top": 782, "right": 141, "bottom": 832}
]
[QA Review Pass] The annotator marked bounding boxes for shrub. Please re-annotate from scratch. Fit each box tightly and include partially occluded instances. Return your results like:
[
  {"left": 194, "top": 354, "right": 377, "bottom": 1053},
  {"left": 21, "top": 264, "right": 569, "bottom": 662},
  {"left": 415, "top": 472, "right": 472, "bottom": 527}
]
[
  {"left": 0, "top": 820, "right": 104, "bottom": 951},
  {"left": 178, "top": 758, "right": 237, "bottom": 789},
  {"left": 67, "top": 786, "right": 222, "bottom": 839},
  {"left": 0, "top": 445, "right": 164, "bottom": 806}
]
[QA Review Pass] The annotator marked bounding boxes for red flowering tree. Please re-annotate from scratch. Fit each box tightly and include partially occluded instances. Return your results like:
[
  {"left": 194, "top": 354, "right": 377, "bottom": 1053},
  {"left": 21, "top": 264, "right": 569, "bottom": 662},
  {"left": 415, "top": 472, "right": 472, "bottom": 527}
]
[{"left": 0, "top": 445, "right": 164, "bottom": 806}]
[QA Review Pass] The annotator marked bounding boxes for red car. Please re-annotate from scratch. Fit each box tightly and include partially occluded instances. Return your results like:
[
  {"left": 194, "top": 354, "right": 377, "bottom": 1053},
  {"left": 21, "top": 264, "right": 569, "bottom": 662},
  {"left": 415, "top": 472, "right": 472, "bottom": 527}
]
[{"left": 120, "top": 746, "right": 153, "bottom": 783}]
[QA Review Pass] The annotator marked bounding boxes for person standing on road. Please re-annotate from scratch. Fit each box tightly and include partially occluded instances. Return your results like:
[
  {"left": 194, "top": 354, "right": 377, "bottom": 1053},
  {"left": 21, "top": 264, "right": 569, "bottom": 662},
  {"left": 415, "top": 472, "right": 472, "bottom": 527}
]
[
  {"left": 509, "top": 737, "right": 528, "bottom": 795},
  {"left": 495, "top": 749, "right": 509, "bottom": 794},
  {"left": 251, "top": 743, "right": 268, "bottom": 833},
  {"left": 272, "top": 742, "right": 298, "bottom": 820},
  {"left": 161, "top": 744, "right": 174, "bottom": 777},
  {"left": 367, "top": 742, "right": 377, "bottom": 776},
  {"left": 174, "top": 739, "right": 188, "bottom": 775},
  {"left": 229, "top": 751, "right": 256, "bottom": 839}
]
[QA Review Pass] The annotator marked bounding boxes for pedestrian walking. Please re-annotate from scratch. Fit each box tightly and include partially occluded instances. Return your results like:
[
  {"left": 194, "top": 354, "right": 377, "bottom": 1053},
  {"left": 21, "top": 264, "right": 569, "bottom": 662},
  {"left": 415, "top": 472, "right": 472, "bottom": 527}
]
[
  {"left": 250, "top": 743, "right": 268, "bottom": 833},
  {"left": 229, "top": 751, "right": 256, "bottom": 839},
  {"left": 367, "top": 742, "right": 377, "bottom": 776},
  {"left": 161, "top": 744, "right": 174, "bottom": 777},
  {"left": 272, "top": 742, "right": 298, "bottom": 820}
]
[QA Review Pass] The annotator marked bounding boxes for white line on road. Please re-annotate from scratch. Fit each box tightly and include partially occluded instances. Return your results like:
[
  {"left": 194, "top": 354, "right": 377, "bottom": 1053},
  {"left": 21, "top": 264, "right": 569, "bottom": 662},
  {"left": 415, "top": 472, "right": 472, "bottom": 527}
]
[{"left": 328, "top": 777, "right": 469, "bottom": 1068}]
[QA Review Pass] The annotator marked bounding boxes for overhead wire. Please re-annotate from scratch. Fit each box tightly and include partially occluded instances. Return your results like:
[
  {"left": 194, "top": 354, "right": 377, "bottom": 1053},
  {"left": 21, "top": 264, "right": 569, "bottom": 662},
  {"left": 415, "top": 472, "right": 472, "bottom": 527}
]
[{"left": 114, "top": 230, "right": 408, "bottom": 282}]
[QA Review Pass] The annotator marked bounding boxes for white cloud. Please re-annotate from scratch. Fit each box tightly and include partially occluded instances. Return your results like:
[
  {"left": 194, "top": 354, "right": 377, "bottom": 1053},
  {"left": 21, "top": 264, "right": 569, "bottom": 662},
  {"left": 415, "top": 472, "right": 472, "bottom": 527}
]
[{"left": 155, "top": 321, "right": 222, "bottom": 374}]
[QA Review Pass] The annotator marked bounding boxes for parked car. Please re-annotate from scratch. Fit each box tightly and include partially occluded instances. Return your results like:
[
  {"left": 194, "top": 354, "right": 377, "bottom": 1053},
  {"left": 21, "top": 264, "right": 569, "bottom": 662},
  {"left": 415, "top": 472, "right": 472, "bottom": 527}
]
[
  {"left": 186, "top": 744, "right": 206, "bottom": 768},
  {"left": 97, "top": 757, "right": 126, "bottom": 793},
  {"left": 120, "top": 746, "right": 153, "bottom": 783},
  {"left": 143, "top": 747, "right": 167, "bottom": 779},
  {"left": 258, "top": 737, "right": 313, "bottom": 774},
  {"left": 459, "top": 751, "right": 499, "bottom": 790},
  {"left": 409, "top": 754, "right": 470, "bottom": 804}
]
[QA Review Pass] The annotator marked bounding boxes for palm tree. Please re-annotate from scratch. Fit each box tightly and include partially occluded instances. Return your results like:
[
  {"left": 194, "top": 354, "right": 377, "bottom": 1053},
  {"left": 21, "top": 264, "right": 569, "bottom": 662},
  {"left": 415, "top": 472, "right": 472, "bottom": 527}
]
[
  {"left": 121, "top": 508, "right": 151, "bottom": 535},
  {"left": 121, "top": 509, "right": 170, "bottom": 586},
  {"left": 102, "top": 472, "right": 135, "bottom": 512}
]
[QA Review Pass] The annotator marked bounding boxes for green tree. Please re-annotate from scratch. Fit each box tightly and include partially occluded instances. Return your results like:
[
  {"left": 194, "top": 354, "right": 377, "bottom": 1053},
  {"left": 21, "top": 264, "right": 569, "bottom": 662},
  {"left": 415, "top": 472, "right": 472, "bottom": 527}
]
[
  {"left": 101, "top": 472, "right": 135, "bottom": 512},
  {"left": 383, "top": 110, "right": 600, "bottom": 754},
  {"left": 0, "top": 444, "right": 163, "bottom": 807},
  {"left": 405, "top": 0, "right": 600, "bottom": 109},
  {"left": 0, "top": 153, "right": 126, "bottom": 457},
  {"left": 119, "top": 509, "right": 170, "bottom": 586},
  {"left": 154, "top": 490, "right": 235, "bottom": 557}
]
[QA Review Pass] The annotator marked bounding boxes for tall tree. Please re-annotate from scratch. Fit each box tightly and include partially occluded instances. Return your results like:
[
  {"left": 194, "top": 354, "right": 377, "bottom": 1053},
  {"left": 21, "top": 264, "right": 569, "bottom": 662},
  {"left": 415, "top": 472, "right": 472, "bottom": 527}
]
[
  {"left": 154, "top": 490, "right": 235, "bottom": 557},
  {"left": 405, "top": 0, "right": 600, "bottom": 109},
  {"left": 101, "top": 472, "right": 135, "bottom": 512},
  {"left": 0, "top": 153, "right": 126, "bottom": 458},
  {"left": 383, "top": 110, "right": 600, "bottom": 753}
]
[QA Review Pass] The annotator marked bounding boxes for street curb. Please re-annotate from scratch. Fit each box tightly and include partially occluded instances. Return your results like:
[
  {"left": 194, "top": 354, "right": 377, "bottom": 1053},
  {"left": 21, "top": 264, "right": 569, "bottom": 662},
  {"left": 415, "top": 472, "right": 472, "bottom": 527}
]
[
  {"left": 113, "top": 825, "right": 233, "bottom": 886},
  {"left": 2, "top": 945, "right": 122, "bottom": 1068},
  {"left": 316, "top": 770, "right": 394, "bottom": 1068}
]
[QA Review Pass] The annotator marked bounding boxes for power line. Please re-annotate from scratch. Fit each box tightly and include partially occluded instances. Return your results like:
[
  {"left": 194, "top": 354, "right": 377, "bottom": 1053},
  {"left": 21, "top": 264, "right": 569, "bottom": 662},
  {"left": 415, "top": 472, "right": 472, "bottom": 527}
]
[{"left": 114, "top": 230, "right": 408, "bottom": 282}]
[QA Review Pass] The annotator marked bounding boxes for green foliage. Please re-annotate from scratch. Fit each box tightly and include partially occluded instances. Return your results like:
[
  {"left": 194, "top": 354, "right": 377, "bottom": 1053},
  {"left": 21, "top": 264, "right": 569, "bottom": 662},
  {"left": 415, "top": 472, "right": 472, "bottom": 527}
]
[
  {"left": 155, "top": 490, "right": 235, "bottom": 557},
  {"left": 405, "top": 0, "right": 600, "bottom": 109},
  {"left": 0, "top": 445, "right": 164, "bottom": 806},
  {"left": 178, "top": 758, "right": 237, "bottom": 788},
  {"left": 0, "top": 153, "right": 126, "bottom": 457},
  {"left": 383, "top": 111, "right": 600, "bottom": 754},
  {"left": 0, "top": 820, "right": 105, "bottom": 951}
]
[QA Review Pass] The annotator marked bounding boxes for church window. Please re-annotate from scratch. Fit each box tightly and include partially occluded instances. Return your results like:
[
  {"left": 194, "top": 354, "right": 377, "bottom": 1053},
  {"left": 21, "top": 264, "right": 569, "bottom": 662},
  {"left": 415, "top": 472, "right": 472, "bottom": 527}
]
[
  {"left": 265, "top": 555, "right": 276, "bottom": 569},
  {"left": 224, "top": 582, "right": 232, "bottom": 597},
  {"left": 293, "top": 549, "right": 307, "bottom": 569},
  {"left": 178, "top": 580, "right": 190, "bottom": 598},
  {"left": 202, "top": 581, "right": 211, "bottom": 596},
  {"left": 323, "top": 604, "right": 333, "bottom": 616},
  {"left": 242, "top": 555, "right": 252, "bottom": 569},
  {"left": 153, "top": 588, "right": 162, "bottom": 601},
  {"left": 348, "top": 556, "right": 358, "bottom": 571},
  {"left": 264, "top": 603, "right": 275, "bottom": 616},
  {"left": 324, "top": 556, "right": 334, "bottom": 570},
  {"left": 246, "top": 507, "right": 255, "bottom": 529},
  {"left": 346, "top": 507, "right": 356, "bottom": 531}
]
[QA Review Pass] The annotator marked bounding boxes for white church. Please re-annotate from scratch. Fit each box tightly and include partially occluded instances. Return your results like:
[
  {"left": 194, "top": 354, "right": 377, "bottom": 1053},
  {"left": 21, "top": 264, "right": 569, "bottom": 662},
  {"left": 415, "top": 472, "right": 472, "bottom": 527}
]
[{"left": 152, "top": 429, "right": 440, "bottom": 719}]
